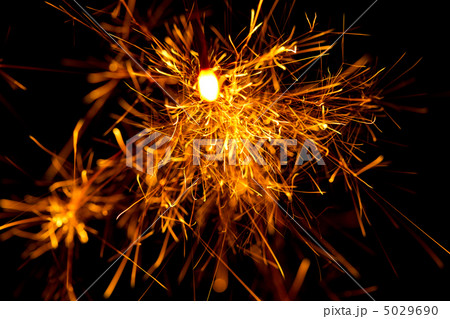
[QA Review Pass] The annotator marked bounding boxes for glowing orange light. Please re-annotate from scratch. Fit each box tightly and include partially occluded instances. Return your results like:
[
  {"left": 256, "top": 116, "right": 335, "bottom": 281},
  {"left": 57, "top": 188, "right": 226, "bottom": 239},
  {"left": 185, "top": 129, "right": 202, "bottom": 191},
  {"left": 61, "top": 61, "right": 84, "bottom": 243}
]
[{"left": 198, "top": 69, "right": 219, "bottom": 101}]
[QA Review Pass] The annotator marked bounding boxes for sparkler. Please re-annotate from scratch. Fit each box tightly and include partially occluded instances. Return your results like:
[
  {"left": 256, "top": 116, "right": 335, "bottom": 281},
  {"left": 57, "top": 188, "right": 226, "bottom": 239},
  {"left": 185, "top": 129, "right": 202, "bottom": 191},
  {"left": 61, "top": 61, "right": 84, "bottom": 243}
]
[{"left": 1, "top": 0, "right": 448, "bottom": 300}]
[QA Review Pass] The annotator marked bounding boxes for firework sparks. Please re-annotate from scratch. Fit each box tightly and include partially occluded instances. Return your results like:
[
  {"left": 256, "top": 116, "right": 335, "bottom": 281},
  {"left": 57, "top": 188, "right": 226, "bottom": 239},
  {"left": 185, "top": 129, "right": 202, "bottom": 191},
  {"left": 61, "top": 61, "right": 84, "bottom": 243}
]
[
  {"left": 0, "top": 136, "right": 124, "bottom": 299},
  {"left": 1, "top": 0, "right": 448, "bottom": 301}
]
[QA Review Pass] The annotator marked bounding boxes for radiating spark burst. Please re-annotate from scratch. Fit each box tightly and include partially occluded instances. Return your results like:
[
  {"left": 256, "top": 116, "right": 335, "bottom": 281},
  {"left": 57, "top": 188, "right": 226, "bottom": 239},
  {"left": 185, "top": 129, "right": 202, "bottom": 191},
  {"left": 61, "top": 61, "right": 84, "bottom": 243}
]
[
  {"left": 0, "top": 124, "right": 127, "bottom": 300},
  {"left": 81, "top": 0, "right": 385, "bottom": 299},
  {"left": 1, "top": 0, "right": 448, "bottom": 300}
]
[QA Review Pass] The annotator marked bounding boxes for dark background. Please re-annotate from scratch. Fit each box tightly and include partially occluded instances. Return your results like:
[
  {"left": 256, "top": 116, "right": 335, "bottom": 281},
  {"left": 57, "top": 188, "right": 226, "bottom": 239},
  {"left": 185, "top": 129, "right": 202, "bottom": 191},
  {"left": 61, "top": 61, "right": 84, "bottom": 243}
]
[{"left": 1, "top": 0, "right": 450, "bottom": 300}]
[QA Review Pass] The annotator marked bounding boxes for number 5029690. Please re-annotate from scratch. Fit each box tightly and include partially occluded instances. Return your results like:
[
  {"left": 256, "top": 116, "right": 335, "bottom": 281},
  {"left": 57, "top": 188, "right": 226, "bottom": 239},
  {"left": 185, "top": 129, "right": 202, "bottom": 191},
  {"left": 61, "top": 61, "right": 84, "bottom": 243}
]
[{"left": 384, "top": 306, "right": 438, "bottom": 316}]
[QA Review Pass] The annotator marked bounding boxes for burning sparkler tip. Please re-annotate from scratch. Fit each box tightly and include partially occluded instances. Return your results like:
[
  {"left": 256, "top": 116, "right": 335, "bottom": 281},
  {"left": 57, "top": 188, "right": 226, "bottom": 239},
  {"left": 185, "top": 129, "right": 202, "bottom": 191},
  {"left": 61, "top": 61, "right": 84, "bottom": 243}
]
[{"left": 198, "top": 69, "right": 219, "bottom": 102}]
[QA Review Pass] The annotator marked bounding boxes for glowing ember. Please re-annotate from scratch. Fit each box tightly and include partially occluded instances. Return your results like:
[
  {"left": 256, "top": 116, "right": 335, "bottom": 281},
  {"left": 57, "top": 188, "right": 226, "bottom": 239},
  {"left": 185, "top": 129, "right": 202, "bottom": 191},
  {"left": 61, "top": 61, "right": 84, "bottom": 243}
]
[{"left": 198, "top": 69, "right": 219, "bottom": 101}]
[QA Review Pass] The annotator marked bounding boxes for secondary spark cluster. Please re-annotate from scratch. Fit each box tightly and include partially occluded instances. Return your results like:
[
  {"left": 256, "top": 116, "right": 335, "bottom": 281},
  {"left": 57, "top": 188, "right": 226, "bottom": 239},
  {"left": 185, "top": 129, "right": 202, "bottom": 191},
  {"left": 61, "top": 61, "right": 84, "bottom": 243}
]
[{"left": 1, "top": 0, "right": 407, "bottom": 300}]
